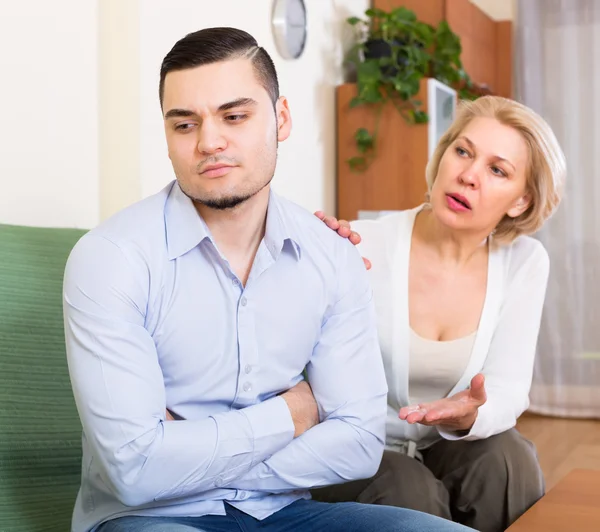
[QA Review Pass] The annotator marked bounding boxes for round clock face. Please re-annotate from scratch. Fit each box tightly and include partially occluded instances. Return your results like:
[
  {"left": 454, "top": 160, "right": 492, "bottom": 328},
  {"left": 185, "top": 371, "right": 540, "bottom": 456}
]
[{"left": 272, "top": 0, "right": 307, "bottom": 60}]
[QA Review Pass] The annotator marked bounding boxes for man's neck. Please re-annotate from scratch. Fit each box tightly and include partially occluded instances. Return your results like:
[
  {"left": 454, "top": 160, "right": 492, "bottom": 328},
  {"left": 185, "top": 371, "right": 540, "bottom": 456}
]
[{"left": 195, "top": 186, "right": 270, "bottom": 285}]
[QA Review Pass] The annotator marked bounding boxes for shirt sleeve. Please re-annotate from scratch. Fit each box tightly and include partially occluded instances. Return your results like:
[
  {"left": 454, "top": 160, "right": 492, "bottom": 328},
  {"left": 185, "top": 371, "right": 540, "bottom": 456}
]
[
  {"left": 225, "top": 240, "right": 389, "bottom": 493},
  {"left": 63, "top": 234, "right": 295, "bottom": 507},
  {"left": 438, "top": 240, "right": 550, "bottom": 441}
]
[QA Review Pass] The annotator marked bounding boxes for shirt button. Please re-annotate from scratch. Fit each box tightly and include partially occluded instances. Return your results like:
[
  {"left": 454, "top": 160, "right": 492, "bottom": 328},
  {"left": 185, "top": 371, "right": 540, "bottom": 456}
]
[
  {"left": 240, "top": 296, "right": 247, "bottom": 306},
  {"left": 243, "top": 382, "right": 252, "bottom": 392},
  {"left": 245, "top": 364, "right": 252, "bottom": 374},
  {"left": 215, "top": 475, "right": 224, "bottom": 487},
  {"left": 232, "top": 278, "right": 239, "bottom": 286}
]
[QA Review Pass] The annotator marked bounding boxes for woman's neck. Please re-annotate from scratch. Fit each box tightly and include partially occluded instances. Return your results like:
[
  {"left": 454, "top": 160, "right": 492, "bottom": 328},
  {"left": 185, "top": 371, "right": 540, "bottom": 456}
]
[{"left": 413, "top": 208, "right": 490, "bottom": 266}]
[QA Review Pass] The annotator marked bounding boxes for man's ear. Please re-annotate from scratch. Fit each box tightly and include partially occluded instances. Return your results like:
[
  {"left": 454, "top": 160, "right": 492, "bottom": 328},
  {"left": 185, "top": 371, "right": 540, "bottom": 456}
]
[
  {"left": 507, "top": 192, "right": 532, "bottom": 218},
  {"left": 276, "top": 96, "right": 292, "bottom": 142}
]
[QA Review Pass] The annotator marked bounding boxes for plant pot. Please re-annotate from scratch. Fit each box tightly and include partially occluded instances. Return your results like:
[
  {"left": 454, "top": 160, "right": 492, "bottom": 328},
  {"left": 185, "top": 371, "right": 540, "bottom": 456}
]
[{"left": 363, "top": 38, "right": 410, "bottom": 77}]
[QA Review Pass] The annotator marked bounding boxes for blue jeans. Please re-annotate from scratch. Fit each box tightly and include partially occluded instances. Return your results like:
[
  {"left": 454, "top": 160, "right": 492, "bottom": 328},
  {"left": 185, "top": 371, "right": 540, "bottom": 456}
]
[{"left": 96, "top": 499, "right": 475, "bottom": 531}]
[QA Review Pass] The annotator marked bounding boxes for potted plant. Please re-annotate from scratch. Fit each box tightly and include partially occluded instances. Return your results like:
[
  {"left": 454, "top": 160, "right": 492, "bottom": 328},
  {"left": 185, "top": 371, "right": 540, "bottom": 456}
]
[{"left": 345, "top": 7, "right": 477, "bottom": 171}]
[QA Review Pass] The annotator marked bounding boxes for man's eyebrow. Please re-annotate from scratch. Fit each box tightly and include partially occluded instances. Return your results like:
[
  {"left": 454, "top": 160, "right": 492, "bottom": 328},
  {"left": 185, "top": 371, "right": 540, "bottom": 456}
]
[
  {"left": 218, "top": 97, "right": 258, "bottom": 112},
  {"left": 164, "top": 108, "right": 195, "bottom": 119},
  {"left": 164, "top": 98, "right": 258, "bottom": 119}
]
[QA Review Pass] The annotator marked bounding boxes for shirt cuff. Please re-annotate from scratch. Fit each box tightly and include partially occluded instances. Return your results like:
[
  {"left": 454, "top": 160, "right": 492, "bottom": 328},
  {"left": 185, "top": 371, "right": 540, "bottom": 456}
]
[{"left": 241, "top": 395, "right": 295, "bottom": 467}]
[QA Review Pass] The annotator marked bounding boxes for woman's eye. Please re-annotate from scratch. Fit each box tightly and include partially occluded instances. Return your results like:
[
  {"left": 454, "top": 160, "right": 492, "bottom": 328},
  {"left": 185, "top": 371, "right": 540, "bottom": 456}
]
[
  {"left": 456, "top": 146, "right": 469, "bottom": 157},
  {"left": 491, "top": 166, "right": 507, "bottom": 177}
]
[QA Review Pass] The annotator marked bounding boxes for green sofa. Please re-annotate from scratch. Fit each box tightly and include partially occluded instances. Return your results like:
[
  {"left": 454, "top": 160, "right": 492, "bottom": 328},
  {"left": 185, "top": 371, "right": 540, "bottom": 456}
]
[{"left": 0, "top": 223, "right": 87, "bottom": 531}]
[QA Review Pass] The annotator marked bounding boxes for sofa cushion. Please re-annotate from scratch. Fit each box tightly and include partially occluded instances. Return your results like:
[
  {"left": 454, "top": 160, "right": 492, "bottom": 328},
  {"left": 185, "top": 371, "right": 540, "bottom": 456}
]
[{"left": 0, "top": 223, "right": 87, "bottom": 532}]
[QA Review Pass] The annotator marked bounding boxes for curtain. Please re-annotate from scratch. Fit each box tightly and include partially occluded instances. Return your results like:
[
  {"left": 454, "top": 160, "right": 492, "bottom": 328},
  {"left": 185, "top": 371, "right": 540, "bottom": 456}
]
[{"left": 515, "top": 0, "right": 600, "bottom": 417}]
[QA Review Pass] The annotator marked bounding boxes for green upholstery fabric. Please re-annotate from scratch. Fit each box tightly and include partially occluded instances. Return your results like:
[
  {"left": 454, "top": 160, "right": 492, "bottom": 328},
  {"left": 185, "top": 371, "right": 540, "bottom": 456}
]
[{"left": 0, "top": 223, "right": 87, "bottom": 531}]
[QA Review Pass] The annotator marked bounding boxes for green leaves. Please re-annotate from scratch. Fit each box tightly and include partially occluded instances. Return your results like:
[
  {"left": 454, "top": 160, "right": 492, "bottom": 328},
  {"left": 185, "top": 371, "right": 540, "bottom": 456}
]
[
  {"left": 345, "top": 7, "right": 474, "bottom": 171},
  {"left": 355, "top": 128, "right": 374, "bottom": 153},
  {"left": 390, "top": 7, "right": 417, "bottom": 23},
  {"left": 348, "top": 156, "right": 368, "bottom": 172},
  {"left": 349, "top": 97, "right": 363, "bottom": 108},
  {"left": 429, "top": 20, "right": 477, "bottom": 94},
  {"left": 365, "top": 7, "right": 388, "bottom": 18},
  {"left": 356, "top": 59, "right": 382, "bottom": 84},
  {"left": 347, "top": 128, "right": 375, "bottom": 172},
  {"left": 413, "top": 110, "right": 429, "bottom": 124},
  {"left": 435, "top": 21, "right": 462, "bottom": 58}
]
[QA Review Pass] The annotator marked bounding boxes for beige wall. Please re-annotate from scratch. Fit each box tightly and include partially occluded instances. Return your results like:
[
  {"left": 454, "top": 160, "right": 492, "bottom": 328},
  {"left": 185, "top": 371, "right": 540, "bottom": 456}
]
[
  {"left": 471, "top": 0, "right": 514, "bottom": 21},
  {"left": 0, "top": 0, "right": 99, "bottom": 228},
  {"left": 99, "top": 0, "right": 141, "bottom": 221}
]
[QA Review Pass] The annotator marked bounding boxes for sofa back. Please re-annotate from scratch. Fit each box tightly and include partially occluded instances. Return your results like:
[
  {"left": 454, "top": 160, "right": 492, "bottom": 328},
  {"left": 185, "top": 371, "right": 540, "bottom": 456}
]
[{"left": 0, "top": 223, "right": 86, "bottom": 532}]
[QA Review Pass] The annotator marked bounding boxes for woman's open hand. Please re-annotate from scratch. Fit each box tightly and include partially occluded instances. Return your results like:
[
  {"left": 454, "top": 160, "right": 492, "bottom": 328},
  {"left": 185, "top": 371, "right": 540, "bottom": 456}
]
[{"left": 399, "top": 374, "right": 487, "bottom": 432}]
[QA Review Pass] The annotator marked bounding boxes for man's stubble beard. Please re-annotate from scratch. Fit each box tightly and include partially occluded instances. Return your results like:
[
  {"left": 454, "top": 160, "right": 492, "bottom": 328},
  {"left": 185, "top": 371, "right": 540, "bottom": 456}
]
[
  {"left": 196, "top": 195, "right": 252, "bottom": 209},
  {"left": 179, "top": 138, "right": 278, "bottom": 211},
  {"left": 193, "top": 174, "right": 274, "bottom": 210}
]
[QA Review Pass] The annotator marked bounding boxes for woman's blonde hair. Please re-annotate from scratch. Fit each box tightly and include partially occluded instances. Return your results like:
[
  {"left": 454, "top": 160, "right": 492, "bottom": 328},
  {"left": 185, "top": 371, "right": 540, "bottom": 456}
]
[{"left": 425, "top": 95, "right": 566, "bottom": 242}]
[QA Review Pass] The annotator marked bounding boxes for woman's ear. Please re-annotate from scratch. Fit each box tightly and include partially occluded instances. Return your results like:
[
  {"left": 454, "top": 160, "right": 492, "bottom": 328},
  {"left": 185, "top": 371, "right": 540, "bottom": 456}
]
[{"left": 507, "top": 193, "right": 532, "bottom": 218}]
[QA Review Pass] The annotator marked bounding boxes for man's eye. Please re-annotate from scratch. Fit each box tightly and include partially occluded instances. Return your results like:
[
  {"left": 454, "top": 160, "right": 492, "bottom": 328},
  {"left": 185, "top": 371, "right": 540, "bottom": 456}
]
[
  {"left": 175, "top": 123, "right": 195, "bottom": 131},
  {"left": 225, "top": 114, "right": 247, "bottom": 122}
]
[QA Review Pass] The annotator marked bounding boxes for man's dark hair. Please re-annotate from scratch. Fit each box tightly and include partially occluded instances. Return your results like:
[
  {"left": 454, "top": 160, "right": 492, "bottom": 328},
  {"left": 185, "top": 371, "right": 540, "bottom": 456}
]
[{"left": 159, "top": 27, "right": 279, "bottom": 109}]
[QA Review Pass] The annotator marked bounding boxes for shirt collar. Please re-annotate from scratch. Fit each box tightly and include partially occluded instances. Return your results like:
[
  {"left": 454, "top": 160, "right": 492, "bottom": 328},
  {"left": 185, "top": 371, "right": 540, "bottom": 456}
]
[
  {"left": 165, "top": 182, "right": 211, "bottom": 260},
  {"left": 263, "top": 189, "right": 302, "bottom": 262},
  {"left": 164, "top": 181, "right": 301, "bottom": 261}
]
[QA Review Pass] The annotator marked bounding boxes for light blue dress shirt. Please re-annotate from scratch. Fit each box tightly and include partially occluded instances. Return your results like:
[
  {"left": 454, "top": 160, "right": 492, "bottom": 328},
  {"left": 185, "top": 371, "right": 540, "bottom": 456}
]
[{"left": 63, "top": 181, "right": 388, "bottom": 532}]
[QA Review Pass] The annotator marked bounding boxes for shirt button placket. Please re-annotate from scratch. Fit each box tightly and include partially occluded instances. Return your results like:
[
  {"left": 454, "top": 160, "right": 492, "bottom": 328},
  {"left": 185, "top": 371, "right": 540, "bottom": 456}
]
[{"left": 238, "top": 293, "right": 254, "bottom": 402}]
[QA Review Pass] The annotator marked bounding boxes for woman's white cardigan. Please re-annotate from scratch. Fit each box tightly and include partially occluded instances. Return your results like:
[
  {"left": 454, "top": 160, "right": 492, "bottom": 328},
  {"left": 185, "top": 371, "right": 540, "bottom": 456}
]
[{"left": 351, "top": 206, "right": 550, "bottom": 448}]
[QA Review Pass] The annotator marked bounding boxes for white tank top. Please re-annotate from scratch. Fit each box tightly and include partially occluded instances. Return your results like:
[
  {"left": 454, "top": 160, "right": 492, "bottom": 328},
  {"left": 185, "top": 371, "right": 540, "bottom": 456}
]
[{"left": 408, "top": 327, "right": 476, "bottom": 405}]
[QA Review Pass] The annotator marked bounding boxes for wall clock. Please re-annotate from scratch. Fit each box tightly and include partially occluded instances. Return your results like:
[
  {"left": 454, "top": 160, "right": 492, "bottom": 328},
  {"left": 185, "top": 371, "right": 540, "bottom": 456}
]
[{"left": 272, "top": 0, "right": 307, "bottom": 60}]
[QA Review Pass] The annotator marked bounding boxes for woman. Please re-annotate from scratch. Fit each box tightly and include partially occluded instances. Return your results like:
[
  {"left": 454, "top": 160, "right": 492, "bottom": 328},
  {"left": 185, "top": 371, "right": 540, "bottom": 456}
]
[{"left": 311, "top": 95, "right": 566, "bottom": 532}]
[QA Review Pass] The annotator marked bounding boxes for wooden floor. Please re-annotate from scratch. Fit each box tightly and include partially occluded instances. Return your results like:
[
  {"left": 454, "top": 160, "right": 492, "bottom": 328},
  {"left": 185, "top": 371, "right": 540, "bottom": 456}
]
[{"left": 516, "top": 413, "right": 600, "bottom": 489}]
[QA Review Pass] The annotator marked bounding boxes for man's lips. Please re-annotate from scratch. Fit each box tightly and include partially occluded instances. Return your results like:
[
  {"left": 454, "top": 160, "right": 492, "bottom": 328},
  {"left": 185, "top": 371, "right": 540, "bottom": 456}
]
[{"left": 199, "top": 164, "right": 235, "bottom": 178}]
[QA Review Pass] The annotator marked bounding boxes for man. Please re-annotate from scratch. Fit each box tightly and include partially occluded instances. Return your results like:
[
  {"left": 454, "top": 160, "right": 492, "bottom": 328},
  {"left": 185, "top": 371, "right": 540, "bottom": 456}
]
[{"left": 63, "top": 27, "right": 473, "bottom": 532}]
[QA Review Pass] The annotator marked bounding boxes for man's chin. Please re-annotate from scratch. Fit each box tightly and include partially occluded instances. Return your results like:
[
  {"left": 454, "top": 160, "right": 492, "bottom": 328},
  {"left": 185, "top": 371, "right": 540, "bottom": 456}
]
[
  {"left": 196, "top": 194, "right": 252, "bottom": 210},
  {"left": 178, "top": 175, "right": 273, "bottom": 211}
]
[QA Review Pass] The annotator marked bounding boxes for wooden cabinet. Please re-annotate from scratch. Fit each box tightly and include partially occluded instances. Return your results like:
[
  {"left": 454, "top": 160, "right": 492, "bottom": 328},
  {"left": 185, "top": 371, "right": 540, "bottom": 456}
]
[
  {"left": 445, "top": 0, "right": 513, "bottom": 98},
  {"left": 495, "top": 21, "right": 513, "bottom": 99},
  {"left": 336, "top": 0, "right": 513, "bottom": 220},
  {"left": 336, "top": 80, "right": 430, "bottom": 221}
]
